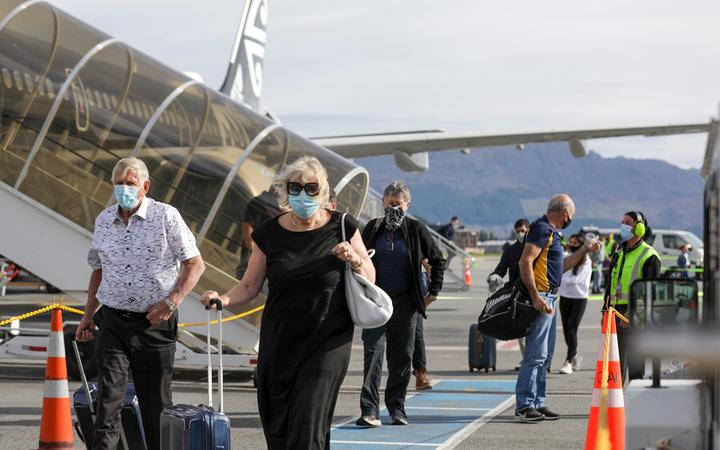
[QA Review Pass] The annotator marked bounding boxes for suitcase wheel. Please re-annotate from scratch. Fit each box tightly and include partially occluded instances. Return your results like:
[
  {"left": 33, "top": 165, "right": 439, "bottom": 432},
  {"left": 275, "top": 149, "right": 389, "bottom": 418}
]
[
  {"left": 493, "top": 367, "right": 497, "bottom": 371},
  {"left": 469, "top": 366, "right": 474, "bottom": 372},
  {"left": 484, "top": 367, "right": 489, "bottom": 373}
]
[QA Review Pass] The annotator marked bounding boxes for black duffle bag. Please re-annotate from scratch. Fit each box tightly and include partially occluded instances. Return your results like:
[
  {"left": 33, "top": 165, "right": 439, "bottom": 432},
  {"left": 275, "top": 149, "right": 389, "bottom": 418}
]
[{"left": 477, "top": 281, "right": 539, "bottom": 340}]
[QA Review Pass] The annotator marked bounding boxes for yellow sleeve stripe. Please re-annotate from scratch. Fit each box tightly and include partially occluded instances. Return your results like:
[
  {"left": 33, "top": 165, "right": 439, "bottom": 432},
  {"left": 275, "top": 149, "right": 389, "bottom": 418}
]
[{"left": 533, "top": 234, "right": 553, "bottom": 292}]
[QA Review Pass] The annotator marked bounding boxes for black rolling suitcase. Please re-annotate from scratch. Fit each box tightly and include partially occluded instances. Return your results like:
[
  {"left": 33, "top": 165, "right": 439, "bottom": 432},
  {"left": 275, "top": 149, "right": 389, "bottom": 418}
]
[
  {"left": 468, "top": 323, "right": 497, "bottom": 372},
  {"left": 71, "top": 341, "right": 147, "bottom": 450},
  {"left": 160, "top": 299, "right": 231, "bottom": 450}
]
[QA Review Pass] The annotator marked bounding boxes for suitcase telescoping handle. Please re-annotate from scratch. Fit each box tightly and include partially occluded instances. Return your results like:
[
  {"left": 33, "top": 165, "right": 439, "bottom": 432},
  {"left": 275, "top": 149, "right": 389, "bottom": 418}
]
[
  {"left": 72, "top": 339, "right": 95, "bottom": 415},
  {"left": 205, "top": 298, "right": 224, "bottom": 413}
]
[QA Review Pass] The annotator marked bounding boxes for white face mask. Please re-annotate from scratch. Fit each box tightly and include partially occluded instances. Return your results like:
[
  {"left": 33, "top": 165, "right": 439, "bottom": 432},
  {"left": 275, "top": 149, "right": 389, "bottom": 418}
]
[{"left": 514, "top": 230, "right": 526, "bottom": 241}]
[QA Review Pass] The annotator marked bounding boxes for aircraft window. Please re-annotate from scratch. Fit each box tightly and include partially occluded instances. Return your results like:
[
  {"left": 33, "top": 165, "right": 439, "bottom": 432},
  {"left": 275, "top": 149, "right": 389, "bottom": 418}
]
[
  {"left": 94, "top": 91, "right": 103, "bottom": 109},
  {"left": 45, "top": 79, "right": 54, "bottom": 98},
  {"left": 86, "top": 91, "right": 95, "bottom": 107},
  {"left": 134, "top": 101, "right": 143, "bottom": 118},
  {"left": 126, "top": 99, "right": 135, "bottom": 116},
  {"left": 35, "top": 76, "right": 44, "bottom": 95},
  {"left": 63, "top": 88, "right": 70, "bottom": 101},
  {"left": 169, "top": 111, "right": 177, "bottom": 127},
  {"left": 24, "top": 73, "right": 34, "bottom": 93},
  {"left": 663, "top": 234, "right": 687, "bottom": 250},
  {"left": 119, "top": 100, "right": 127, "bottom": 114},
  {"left": 142, "top": 103, "right": 151, "bottom": 119},
  {"left": 102, "top": 93, "right": 112, "bottom": 110},
  {"left": 110, "top": 95, "right": 118, "bottom": 109},
  {"left": 2, "top": 68, "right": 11, "bottom": 89},
  {"left": 13, "top": 71, "right": 23, "bottom": 91}
]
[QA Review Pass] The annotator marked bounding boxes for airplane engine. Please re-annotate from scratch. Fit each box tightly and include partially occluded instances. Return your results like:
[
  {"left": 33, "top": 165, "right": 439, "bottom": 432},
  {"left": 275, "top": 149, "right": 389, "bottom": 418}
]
[
  {"left": 569, "top": 138, "right": 588, "bottom": 158},
  {"left": 393, "top": 149, "right": 430, "bottom": 172}
]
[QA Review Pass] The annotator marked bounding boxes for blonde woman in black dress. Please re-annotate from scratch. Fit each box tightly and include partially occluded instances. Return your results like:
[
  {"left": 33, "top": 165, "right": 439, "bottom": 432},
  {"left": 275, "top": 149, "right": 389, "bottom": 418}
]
[{"left": 202, "top": 156, "right": 374, "bottom": 449}]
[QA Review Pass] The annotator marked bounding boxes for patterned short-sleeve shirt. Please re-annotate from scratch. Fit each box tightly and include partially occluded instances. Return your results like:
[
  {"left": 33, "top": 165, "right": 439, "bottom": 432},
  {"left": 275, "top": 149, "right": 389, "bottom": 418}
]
[{"left": 87, "top": 197, "right": 200, "bottom": 312}]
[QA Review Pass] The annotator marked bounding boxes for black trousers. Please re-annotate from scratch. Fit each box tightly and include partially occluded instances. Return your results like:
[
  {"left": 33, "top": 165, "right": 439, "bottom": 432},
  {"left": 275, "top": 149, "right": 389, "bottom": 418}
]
[
  {"left": 256, "top": 341, "right": 351, "bottom": 450},
  {"left": 360, "top": 292, "right": 417, "bottom": 418},
  {"left": 412, "top": 314, "right": 427, "bottom": 371},
  {"left": 92, "top": 306, "right": 177, "bottom": 450},
  {"left": 559, "top": 296, "right": 587, "bottom": 362}
]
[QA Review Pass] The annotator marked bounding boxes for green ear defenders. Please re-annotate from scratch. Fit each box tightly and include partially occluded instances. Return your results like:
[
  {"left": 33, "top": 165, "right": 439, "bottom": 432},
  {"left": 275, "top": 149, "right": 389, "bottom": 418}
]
[{"left": 632, "top": 211, "right": 646, "bottom": 238}]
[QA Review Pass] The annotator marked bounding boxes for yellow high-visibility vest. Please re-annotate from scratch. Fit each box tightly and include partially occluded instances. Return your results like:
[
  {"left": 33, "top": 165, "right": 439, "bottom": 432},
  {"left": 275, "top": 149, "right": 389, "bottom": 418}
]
[{"left": 609, "top": 241, "right": 660, "bottom": 305}]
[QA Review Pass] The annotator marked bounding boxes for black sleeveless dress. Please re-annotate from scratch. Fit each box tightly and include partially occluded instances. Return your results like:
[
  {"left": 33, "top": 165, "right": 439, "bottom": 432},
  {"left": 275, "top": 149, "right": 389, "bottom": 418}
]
[{"left": 251, "top": 210, "right": 357, "bottom": 450}]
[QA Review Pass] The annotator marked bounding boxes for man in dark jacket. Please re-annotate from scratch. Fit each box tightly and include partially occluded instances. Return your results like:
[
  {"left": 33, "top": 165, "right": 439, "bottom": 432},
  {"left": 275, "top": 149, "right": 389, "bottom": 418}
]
[
  {"left": 487, "top": 218, "right": 530, "bottom": 286},
  {"left": 357, "top": 182, "right": 445, "bottom": 427}
]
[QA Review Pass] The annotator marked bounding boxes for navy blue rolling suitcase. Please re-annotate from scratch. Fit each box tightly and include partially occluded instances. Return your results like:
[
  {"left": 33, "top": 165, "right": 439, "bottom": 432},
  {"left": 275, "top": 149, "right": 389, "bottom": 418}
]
[
  {"left": 468, "top": 323, "right": 496, "bottom": 372},
  {"left": 160, "top": 299, "right": 231, "bottom": 450},
  {"left": 71, "top": 341, "right": 147, "bottom": 450}
]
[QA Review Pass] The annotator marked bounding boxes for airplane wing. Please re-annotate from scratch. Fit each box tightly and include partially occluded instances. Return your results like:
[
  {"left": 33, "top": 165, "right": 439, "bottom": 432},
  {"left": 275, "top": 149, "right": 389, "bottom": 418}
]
[{"left": 311, "top": 122, "right": 712, "bottom": 159}]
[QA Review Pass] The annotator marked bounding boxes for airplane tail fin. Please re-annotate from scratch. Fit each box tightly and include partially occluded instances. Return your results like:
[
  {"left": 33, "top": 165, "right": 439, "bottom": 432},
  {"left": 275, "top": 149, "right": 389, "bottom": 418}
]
[{"left": 219, "top": 0, "right": 268, "bottom": 112}]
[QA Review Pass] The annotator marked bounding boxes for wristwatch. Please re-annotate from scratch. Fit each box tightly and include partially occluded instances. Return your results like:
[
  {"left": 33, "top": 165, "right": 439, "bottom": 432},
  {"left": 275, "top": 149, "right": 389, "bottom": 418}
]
[{"left": 163, "top": 297, "right": 177, "bottom": 314}]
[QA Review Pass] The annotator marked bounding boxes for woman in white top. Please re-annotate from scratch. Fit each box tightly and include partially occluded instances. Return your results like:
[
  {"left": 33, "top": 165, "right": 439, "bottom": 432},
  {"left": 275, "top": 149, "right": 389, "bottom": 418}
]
[{"left": 558, "top": 234, "right": 592, "bottom": 375}]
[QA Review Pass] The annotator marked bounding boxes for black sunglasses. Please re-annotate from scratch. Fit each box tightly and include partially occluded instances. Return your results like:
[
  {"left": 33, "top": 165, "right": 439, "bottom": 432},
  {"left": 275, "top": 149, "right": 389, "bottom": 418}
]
[{"left": 287, "top": 182, "right": 320, "bottom": 196}]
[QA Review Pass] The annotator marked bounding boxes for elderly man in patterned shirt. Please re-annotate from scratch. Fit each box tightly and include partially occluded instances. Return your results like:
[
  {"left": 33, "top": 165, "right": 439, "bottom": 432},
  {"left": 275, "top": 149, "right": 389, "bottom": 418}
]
[{"left": 75, "top": 157, "right": 205, "bottom": 450}]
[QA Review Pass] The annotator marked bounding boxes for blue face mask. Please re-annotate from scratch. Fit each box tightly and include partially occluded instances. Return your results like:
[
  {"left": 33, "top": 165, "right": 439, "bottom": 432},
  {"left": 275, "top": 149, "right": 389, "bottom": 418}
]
[
  {"left": 288, "top": 191, "right": 321, "bottom": 219},
  {"left": 619, "top": 223, "right": 634, "bottom": 242},
  {"left": 114, "top": 185, "right": 140, "bottom": 210}
]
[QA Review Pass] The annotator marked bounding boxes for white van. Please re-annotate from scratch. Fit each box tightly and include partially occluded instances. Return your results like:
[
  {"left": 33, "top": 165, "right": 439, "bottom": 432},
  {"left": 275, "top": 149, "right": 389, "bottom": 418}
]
[{"left": 598, "top": 228, "right": 704, "bottom": 266}]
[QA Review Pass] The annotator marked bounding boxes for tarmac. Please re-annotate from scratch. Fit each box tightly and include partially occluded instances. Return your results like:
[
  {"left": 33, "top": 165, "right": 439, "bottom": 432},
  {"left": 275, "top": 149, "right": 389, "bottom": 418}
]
[{"left": 0, "top": 255, "right": 603, "bottom": 449}]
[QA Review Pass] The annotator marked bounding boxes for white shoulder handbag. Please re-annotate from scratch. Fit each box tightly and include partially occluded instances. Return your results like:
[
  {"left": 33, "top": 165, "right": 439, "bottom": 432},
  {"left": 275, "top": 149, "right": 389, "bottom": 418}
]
[{"left": 341, "top": 213, "right": 393, "bottom": 329}]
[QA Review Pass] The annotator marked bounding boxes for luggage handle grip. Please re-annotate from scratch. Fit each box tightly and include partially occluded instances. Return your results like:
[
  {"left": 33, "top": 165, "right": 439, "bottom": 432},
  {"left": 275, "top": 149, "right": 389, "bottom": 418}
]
[
  {"left": 205, "top": 298, "right": 224, "bottom": 311},
  {"left": 204, "top": 297, "right": 224, "bottom": 413}
]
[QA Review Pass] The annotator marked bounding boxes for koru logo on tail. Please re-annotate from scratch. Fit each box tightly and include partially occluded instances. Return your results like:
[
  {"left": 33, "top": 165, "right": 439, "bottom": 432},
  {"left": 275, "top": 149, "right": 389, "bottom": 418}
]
[{"left": 232, "top": 0, "right": 268, "bottom": 103}]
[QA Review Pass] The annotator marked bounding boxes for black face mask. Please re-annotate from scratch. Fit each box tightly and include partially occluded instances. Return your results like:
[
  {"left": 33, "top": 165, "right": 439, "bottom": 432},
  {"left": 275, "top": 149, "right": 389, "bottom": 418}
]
[
  {"left": 569, "top": 245, "right": 581, "bottom": 253},
  {"left": 384, "top": 206, "right": 405, "bottom": 231},
  {"left": 562, "top": 217, "right": 572, "bottom": 229}
]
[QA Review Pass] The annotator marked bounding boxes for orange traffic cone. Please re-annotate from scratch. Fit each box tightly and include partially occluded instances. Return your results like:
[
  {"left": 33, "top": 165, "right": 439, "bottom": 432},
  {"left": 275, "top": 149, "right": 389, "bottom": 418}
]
[
  {"left": 38, "top": 308, "right": 75, "bottom": 449},
  {"left": 585, "top": 310, "right": 625, "bottom": 450},
  {"left": 463, "top": 257, "right": 472, "bottom": 287}
]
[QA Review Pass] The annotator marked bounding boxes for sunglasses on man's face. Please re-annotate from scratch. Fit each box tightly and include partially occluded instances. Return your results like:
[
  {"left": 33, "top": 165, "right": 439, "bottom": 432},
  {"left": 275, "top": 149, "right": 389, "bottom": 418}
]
[{"left": 287, "top": 182, "right": 320, "bottom": 196}]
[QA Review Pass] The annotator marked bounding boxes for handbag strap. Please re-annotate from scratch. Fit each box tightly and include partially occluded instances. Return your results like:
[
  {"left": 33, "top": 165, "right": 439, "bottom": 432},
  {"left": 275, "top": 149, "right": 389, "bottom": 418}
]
[
  {"left": 341, "top": 213, "right": 375, "bottom": 261},
  {"left": 341, "top": 213, "right": 348, "bottom": 242}
]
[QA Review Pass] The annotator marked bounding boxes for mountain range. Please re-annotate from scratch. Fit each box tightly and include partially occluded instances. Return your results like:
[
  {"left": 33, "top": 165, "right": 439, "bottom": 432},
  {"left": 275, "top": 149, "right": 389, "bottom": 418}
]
[{"left": 356, "top": 143, "right": 704, "bottom": 238}]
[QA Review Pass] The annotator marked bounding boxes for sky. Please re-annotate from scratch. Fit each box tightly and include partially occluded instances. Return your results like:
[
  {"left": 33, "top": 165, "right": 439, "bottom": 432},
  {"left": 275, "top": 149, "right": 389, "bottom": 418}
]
[{"left": 49, "top": 0, "right": 720, "bottom": 168}]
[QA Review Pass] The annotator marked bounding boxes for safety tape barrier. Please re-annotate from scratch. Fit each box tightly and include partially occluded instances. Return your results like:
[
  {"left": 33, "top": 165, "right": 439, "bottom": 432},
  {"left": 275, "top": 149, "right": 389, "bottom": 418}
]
[
  {"left": 178, "top": 305, "right": 265, "bottom": 328},
  {"left": 0, "top": 301, "right": 265, "bottom": 328}
]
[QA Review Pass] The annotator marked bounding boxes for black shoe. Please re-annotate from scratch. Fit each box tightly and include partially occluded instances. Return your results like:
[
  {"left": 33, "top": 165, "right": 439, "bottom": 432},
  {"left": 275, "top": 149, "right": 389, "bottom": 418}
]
[
  {"left": 515, "top": 407, "right": 545, "bottom": 423},
  {"left": 390, "top": 414, "right": 408, "bottom": 425},
  {"left": 536, "top": 407, "right": 560, "bottom": 420}
]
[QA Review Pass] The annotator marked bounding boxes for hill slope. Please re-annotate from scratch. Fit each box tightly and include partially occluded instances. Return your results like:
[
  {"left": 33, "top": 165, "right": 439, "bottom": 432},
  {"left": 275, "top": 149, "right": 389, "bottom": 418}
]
[{"left": 356, "top": 143, "right": 703, "bottom": 236}]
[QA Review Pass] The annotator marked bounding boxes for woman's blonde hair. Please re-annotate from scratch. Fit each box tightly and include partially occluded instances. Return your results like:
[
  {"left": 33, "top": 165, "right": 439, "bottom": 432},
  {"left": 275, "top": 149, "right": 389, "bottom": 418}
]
[{"left": 273, "top": 156, "right": 330, "bottom": 207}]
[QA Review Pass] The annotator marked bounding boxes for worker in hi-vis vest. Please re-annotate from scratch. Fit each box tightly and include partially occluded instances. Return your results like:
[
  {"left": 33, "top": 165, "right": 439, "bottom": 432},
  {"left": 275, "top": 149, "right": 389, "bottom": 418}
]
[{"left": 605, "top": 211, "right": 661, "bottom": 381}]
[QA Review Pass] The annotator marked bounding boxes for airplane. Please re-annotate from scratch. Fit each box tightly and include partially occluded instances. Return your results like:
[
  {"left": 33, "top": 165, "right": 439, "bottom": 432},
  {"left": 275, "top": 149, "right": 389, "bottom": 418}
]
[
  {"left": 0, "top": 0, "right": 713, "bottom": 373},
  {"left": 218, "top": 0, "right": 712, "bottom": 172}
]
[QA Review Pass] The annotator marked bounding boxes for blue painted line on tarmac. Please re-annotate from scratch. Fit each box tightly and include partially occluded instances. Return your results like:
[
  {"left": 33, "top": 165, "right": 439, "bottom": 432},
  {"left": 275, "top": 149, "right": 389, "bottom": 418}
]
[{"left": 330, "top": 380, "right": 515, "bottom": 450}]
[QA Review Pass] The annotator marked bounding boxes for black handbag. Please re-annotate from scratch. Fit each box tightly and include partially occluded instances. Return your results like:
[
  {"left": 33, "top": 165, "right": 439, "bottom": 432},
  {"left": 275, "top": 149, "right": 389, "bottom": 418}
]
[{"left": 477, "top": 280, "right": 539, "bottom": 340}]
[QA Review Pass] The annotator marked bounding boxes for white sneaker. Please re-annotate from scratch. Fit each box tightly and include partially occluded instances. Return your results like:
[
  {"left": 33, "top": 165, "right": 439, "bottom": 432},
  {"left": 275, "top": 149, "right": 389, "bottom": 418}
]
[
  {"left": 572, "top": 354, "right": 583, "bottom": 371},
  {"left": 559, "top": 361, "right": 573, "bottom": 374},
  {"left": 356, "top": 416, "right": 381, "bottom": 428}
]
